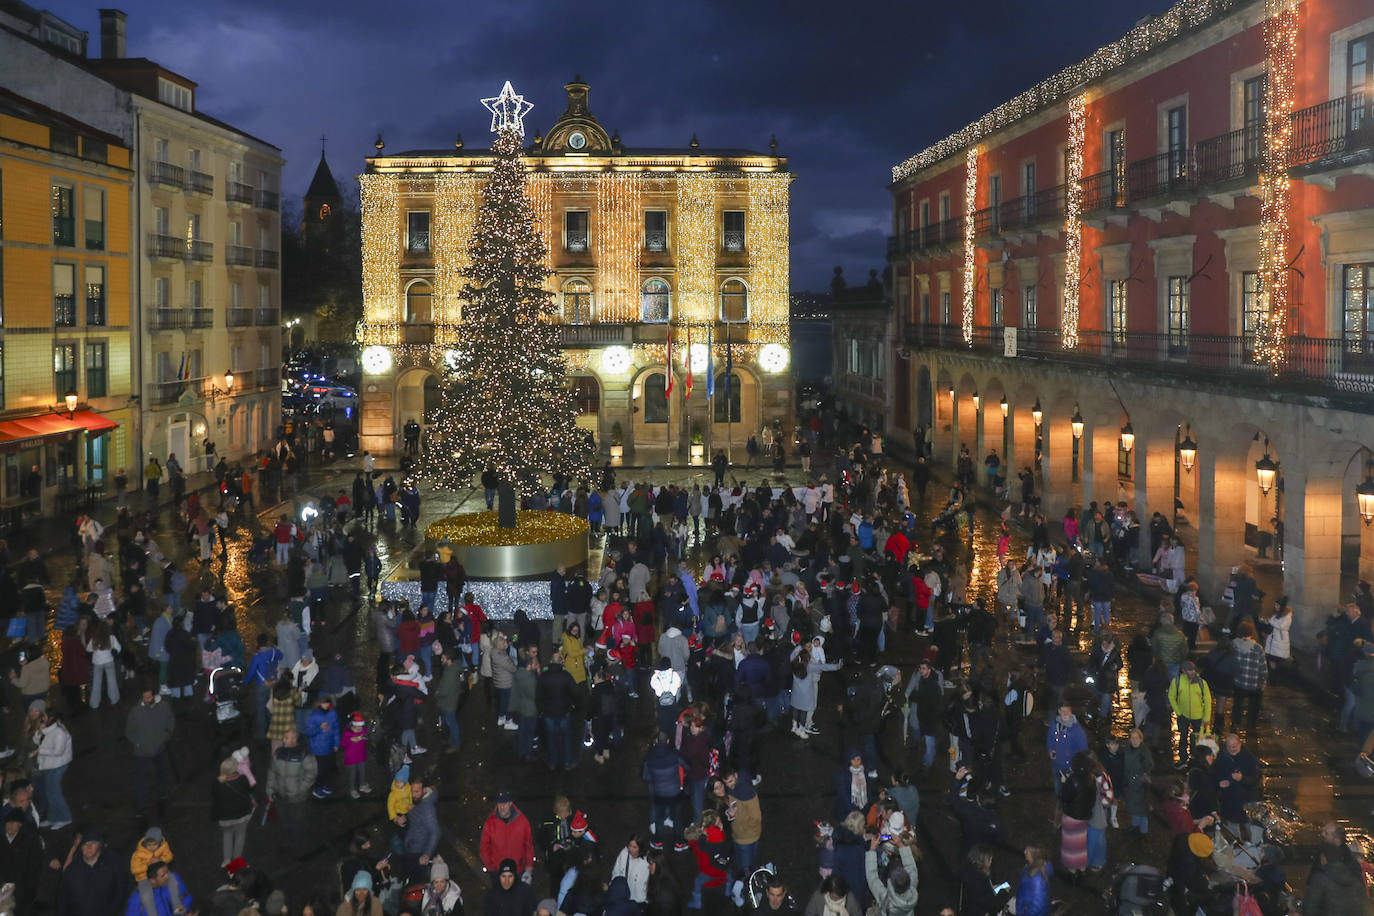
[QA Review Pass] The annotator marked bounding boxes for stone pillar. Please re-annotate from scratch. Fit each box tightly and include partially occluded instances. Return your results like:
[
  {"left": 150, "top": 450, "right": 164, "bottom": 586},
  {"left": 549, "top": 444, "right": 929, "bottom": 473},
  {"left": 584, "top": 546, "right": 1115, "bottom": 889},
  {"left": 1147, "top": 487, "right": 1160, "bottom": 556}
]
[
  {"left": 1286, "top": 468, "right": 1344, "bottom": 641},
  {"left": 974, "top": 405, "right": 986, "bottom": 485},
  {"left": 1011, "top": 409, "right": 1036, "bottom": 484},
  {"left": 1144, "top": 436, "right": 1176, "bottom": 571},
  {"left": 1043, "top": 420, "right": 1074, "bottom": 520},
  {"left": 1196, "top": 449, "right": 1248, "bottom": 600},
  {"left": 1080, "top": 425, "right": 1094, "bottom": 505},
  {"left": 1091, "top": 425, "right": 1120, "bottom": 511}
]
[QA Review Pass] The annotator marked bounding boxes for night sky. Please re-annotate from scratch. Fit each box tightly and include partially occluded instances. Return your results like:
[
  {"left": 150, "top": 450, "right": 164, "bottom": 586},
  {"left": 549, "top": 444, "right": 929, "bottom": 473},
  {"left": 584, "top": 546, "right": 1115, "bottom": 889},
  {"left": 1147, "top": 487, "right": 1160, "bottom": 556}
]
[{"left": 51, "top": 0, "right": 1165, "bottom": 292}]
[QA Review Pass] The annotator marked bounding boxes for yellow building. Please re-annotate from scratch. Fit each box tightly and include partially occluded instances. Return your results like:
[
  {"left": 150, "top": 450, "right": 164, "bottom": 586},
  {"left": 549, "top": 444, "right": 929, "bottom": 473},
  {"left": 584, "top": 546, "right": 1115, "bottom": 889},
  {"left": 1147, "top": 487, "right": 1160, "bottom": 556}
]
[
  {"left": 357, "top": 79, "right": 794, "bottom": 463},
  {"left": 0, "top": 88, "right": 132, "bottom": 517}
]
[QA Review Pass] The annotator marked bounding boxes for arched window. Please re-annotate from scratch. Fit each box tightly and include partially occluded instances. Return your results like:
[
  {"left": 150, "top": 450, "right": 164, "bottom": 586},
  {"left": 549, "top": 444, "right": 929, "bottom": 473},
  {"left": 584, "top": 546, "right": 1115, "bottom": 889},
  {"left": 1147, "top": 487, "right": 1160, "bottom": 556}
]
[
  {"left": 568, "top": 375, "right": 600, "bottom": 415},
  {"left": 641, "top": 279, "right": 670, "bottom": 323},
  {"left": 713, "top": 372, "right": 741, "bottom": 423},
  {"left": 563, "top": 279, "right": 592, "bottom": 324},
  {"left": 643, "top": 373, "right": 668, "bottom": 423},
  {"left": 720, "top": 279, "right": 748, "bottom": 323},
  {"left": 405, "top": 280, "right": 432, "bottom": 323}
]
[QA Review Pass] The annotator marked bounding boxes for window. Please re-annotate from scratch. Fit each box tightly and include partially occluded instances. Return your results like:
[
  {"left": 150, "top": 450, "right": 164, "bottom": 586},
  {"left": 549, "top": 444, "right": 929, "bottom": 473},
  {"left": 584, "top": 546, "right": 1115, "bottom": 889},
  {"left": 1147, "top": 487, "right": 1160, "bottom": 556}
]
[
  {"left": 1118, "top": 438, "right": 1133, "bottom": 479},
  {"left": 1342, "top": 264, "right": 1372, "bottom": 356},
  {"left": 0, "top": 344, "right": 5, "bottom": 409},
  {"left": 938, "top": 192, "right": 951, "bottom": 222},
  {"left": 1023, "top": 284, "right": 1037, "bottom": 328},
  {"left": 154, "top": 276, "right": 170, "bottom": 309},
  {"left": 641, "top": 279, "right": 670, "bottom": 323},
  {"left": 920, "top": 292, "right": 930, "bottom": 324},
  {"left": 643, "top": 373, "right": 668, "bottom": 423},
  {"left": 713, "top": 373, "right": 742, "bottom": 423},
  {"left": 644, "top": 210, "right": 667, "bottom": 251},
  {"left": 53, "top": 264, "right": 75, "bottom": 326},
  {"left": 1167, "top": 106, "right": 1188, "bottom": 179},
  {"left": 1109, "top": 279, "right": 1128, "bottom": 345},
  {"left": 188, "top": 148, "right": 201, "bottom": 172},
  {"left": 54, "top": 344, "right": 76, "bottom": 398},
  {"left": 82, "top": 137, "right": 106, "bottom": 163},
  {"left": 1243, "top": 75, "right": 1267, "bottom": 161},
  {"left": 1167, "top": 276, "right": 1190, "bottom": 353},
  {"left": 83, "top": 186, "right": 104, "bottom": 250},
  {"left": 990, "top": 288, "right": 1003, "bottom": 327},
  {"left": 563, "top": 279, "right": 592, "bottom": 324},
  {"left": 257, "top": 284, "right": 271, "bottom": 309},
  {"left": 187, "top": 213, "right": 201, "bottom": 241},
  {"left": 1107, "top": 129, "right": 1127, "bottom": 205},
  {"left": 154, "top": 138, "right": 169, "bottom": 163},
  {"left": 230, "top": 282, "right": 241, "bottom": 309},
  {"left": 189, "top": 279, "right": 203, "bottom": 309},
  {"left": 720, "top": 279, "right": 748, "bottom": 323},
  {"left": 988, "top": 175, "right": 1001, "bottom": 232},
  {"left": 722, "top": 211, "right": 745, "bottom": 251},
  {"left": 1348, "top": 33, "right": 1373, "bottom": 131},
  {"left": 406, "top": 211, "right": 430, "bottom": 254},
  {"left": 918, "top": 200, "right": 930, "bottom": 228},
  {"left": 154, "top": 206, "right": 169, "bottom": 235},
  {"left": 1022, "top": 162, "right": 1037, "bottom": 219},
  {"left": 85, "top": 265, "right": 105, "bottom": 326},
  {"left": 49, "top": 128, "right": 77, "bottom": 157},
  {"left": 51, "top": 185, "right": 74, "bottom": 246},
  {"left": 941, "top": 291, "right": 951, "bottom": 325},
  {"left": 1241, "top": 271, "right": 1261, "bottom": 349},
  {"left": 569, "top": 376, "right": 600, "bottom": 414},
  {"left": 157, "top": 78, "right": 192, "bottom": 112},
  {"left": 565, "top": 210, "right": 589, "bottom": 252},
  {"left": 85, "top": 342, "right": 106, "bottom": 398}
]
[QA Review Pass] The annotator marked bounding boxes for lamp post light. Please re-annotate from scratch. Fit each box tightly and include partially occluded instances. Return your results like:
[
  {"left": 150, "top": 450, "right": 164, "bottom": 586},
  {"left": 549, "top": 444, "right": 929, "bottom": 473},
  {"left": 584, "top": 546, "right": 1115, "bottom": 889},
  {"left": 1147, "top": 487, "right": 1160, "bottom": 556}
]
[
  {"left": 64, "top": 392, "right": 77, "bottom": 417},
  {"left": 1178, "top": 425, "right": 1197, "bottom": 473},
  {"left": 1070, "top": 405, "right": 1084, "bottom": 440},
  {"left": 1031, "top": 398, "right": 1043, "bottom": 427},
  {"left": 972, "top": 390, "right": 980, "bottom": 411},
  {"left": 1255, "top": 450, "right": 1278, "bottom": 495},
  {"left": 1358, "top": 460, "right": 1374, "bottom": 526},
  {"left": 1120, "top": 420, "right": 1135, "bottom": 452},
  {"left": 1000, "top": 395, "right": 1009, "bottom": 419}
]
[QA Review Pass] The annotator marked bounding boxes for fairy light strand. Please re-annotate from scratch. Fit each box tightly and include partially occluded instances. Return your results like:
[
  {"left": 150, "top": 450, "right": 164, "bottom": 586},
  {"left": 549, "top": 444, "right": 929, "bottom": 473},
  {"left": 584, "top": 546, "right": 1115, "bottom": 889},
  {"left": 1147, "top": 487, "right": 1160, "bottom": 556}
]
[
  {"left": 962, "top": 147, "right": 978, "bottom": 345},
  {"left": 1255, "top": 0, "right": 1298, "bottom": 370},
  {"left": 746, "top": 173, "right": 792, "bottom": 343},
  {"left": 676, "top": 174, "right": 716, "bottom": 324},
  {"left": 359, "top": 174, "right": 401, "bottom": 345},
  {"left": 596, "top": 173, "right": 641, "bottom": 323},
  {"left": 433, "top": 173, "right": 481, "bottom": 344},
  {"left": 1061, "top": 94, "right": 1086, "bottom": 349}
]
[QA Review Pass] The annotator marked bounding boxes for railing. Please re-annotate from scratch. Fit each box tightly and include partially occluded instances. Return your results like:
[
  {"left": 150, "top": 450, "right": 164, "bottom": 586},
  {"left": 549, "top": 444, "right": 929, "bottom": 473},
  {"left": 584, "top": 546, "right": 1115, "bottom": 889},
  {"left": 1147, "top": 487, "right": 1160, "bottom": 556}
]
[
  {"left": 406, "top": 232, "right": 430, "bottom": 255},
  {"left": 1194, "top": 127, "right": 1263, "bottom": 185},
  {"left": 148, "top": 377, "right": 208, "bottom": 407},
  {"left": 1080, "top": 170, "right": 1126, "bottom": 212},
  {"left": 905, "top": 322, "right": 1374, "bottom": 396},
  {"left": 238, "top": 367, "right": 281, "bottom": 390},
  {"left": 255, "top": 249, "right": 280, "bottom": 269},
  {"left": 226, "top": 244, "right": 254, "bottom": 266},
  {"left": 52, "top": 216, "right": 74, "bottom": 246},
  {"left": 148, "top": 308, "right": 187, "bottom": 331},
  {"left": 566, "top": 231, "right": 589, "bottom": 253},
  {"left": 559, "top": 324, "right": 632, "bottom": 346},
  {"left": 255, "top": 189, "right": 280, "bottom": 211},
  {"left": 886, "top": 217, "right": 967, "bottom": 259},
  {"left": 190, "top": 308, "right": 213, "bottom": 329},
  {"left": 54, "top": 295, "right": 76, "bottom": 327},
  {"left": 148, "top": 233, "right": 183, "bottom": 259},
  {"left": 226, "top": 181, "right": 254, "bottom": 205},
  {"left": 227, "top": 308, "right": 253, "bottom": 327},
  {"left": 187, "top": 170, "right": 214, "bottom": 195},
  {"left": 86, "top": 296, "right": 106, "bottom": 326},
  {"left": 84, "top": 220, "right": 104, "bottom": 250},
  {"left": 723, "top": 230, "right": 746, "bottom": 252},
  {"left": 1126, "top": 149, "right": 1195, "bottom": 201},
  {"left": 1290, "top": 93, "right": 1374, "bottom": 163},
  {"left": 188, "top": 239, "right": 214, "bottom": 263},
  {"left": 255, "top": 308, "right": 279, "bottom": 326},
  {"left": 645, "top": 229, "right": 667, "bottom": 252},
  {"left": 148, "top": 160, "right": 184, "bottom": 187}
]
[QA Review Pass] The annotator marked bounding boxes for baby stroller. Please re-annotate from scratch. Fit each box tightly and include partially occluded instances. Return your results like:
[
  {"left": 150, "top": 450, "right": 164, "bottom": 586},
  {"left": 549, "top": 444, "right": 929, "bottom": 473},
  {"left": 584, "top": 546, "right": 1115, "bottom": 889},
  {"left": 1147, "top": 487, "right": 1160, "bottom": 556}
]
[
  {"left": 209, "top": 666, "right": 247, "bottom": 745},
  {"left": 247, "top": 532, "right": 274, "bottom": 565},
  {"left": 1105, "top": 864, "right": 1171, "bottom": 915}
]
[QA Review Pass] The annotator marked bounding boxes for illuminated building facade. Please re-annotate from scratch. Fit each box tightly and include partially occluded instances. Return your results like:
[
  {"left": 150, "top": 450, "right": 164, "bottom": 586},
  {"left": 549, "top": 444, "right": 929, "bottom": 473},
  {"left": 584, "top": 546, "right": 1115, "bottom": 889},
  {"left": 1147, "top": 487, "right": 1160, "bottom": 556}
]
[
  {"left": 887, "top": 0, "right": 1374, "bottom": 637},
  {"left": 356, "top": 79, "right": 793, "bottom": 463}
]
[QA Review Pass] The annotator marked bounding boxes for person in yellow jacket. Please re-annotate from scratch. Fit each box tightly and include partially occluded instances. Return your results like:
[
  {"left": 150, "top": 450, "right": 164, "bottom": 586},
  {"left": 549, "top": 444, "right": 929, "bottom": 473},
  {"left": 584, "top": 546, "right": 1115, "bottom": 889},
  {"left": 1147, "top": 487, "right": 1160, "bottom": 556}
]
[
  {"left": 129, "top": 826, "right": 173, "bottom": 881},
  {"left": 1167, "top": 660, "right": 1212, "bottom": 768},
  {"left": 386, "top": 764, "right": 414, "bottom": 823}
]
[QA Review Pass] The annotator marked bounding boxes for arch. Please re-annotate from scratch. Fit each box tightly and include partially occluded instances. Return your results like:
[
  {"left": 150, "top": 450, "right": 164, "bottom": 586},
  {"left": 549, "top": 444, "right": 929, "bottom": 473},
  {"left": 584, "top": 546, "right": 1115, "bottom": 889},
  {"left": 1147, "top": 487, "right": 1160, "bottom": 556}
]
[
  {"left": 641, "top": 278, "right": 670, "bottom": 323},
  {"left": 713, "top": 372, "right": 743, "bottom": 423},
  {"left": 568, "top": 373, "right": 600, "bottom": 415},
  {"left": 562, "top": 278, "right": 593, "bottom": 324},
  {"left": 643, "top": 372, "right": 668, "bottom": 422},
  {"left": 405, "top": 279, "right": 432, "bottom": 324},
  {"left": 720, "top": 278, "right": 749, "bottom": 323},
  {"left": 394, "top": 367, "right": 442, "bottom": 449}
]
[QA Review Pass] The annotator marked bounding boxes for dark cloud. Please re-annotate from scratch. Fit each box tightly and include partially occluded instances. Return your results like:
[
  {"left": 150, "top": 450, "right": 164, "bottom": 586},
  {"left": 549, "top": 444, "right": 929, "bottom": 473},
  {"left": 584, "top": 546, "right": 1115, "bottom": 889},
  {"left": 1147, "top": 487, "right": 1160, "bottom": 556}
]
[{"left": 49, "top": 0, "right": 1158, "bottom": 290}]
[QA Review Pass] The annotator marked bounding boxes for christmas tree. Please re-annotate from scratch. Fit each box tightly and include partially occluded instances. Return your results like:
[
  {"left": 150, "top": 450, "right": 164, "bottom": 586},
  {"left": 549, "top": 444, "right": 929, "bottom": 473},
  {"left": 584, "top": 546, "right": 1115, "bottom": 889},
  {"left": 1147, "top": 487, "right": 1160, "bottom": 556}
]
[{"left": 422, "top": 92, "right": 587, "bottom": 521}]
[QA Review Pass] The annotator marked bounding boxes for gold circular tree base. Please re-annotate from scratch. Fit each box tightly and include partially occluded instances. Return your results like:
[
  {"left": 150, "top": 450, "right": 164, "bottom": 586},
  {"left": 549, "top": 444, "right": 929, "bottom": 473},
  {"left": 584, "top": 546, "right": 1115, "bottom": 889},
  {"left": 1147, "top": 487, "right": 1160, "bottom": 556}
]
[{"left": 425, "top": 511, "right": 589, "bottom": 578}]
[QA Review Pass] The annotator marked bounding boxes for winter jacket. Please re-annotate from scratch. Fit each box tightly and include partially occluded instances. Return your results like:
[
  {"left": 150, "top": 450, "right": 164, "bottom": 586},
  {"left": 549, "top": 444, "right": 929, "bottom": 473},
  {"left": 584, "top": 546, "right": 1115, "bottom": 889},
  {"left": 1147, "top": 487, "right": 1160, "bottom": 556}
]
[
  {"left": 480, "top": 805, "right": 534, "bottom": 873},
  {"left": 211, "top": 775, "right": 255, "bottom": 822},
  {"left": 658, "top": 628, "right": 689, "bottom": 672},
  {"left": 267, "top": 744, "right": 318, "bottom": 804},
  {"left": 560, "top": 632, "right": 587, "bottom": 684},
  {"left": 1015, "top": 866, "right": 1052, "bottom": 916},
  {"left": 1167, "top": 674, "right": 1213, "bottom": 723},
  {"left": 1046, "top": 716, "right": 1087, "bottom": 774},
  {"left": 434, "top": 662, "right": 464, "bottom": 714},
  {"left": 511, "top": 667, "right": 538, "bottom": 719},
  {"left": 123, "top": 873, "right": 191, "bottom": 916},
  {"left": 484, "top": 879, "right": 533, "bottom": 916},
  {"left": 865, "top": 846, "right": 918, "bottom": 916},
  {"left": 490, "top": 646, "right": 516, "bottom": 689},
  {"left": 125, "top": 698, "right": 175, "bottom": 758},
  {"left": 728, "top": 780, "right": 762, "bottom": 845},
  {"left": 611, "top": 847, "right": 651, "bottom": 903},
  {"left": 403, "top": 789, "right": 441, "bottom": 858},
  {"left": 35, "top": 721, "right": 73, "bottom": 770},
  {"left": 803, "top": 889, "right": 862, "bottom": 916},
  {"left": 342, "top": 723, "right": 368, "bottom": 766},
  {"left": 130, "top": 839, "right": 173, "bottom": 881},
  {"left": 641, "top": 742, "right": 687, "bottom": 799},
  {"left": 1303, "top": 851, "right": 1371, "bottom": 916},
  {"left": 1232, "top": 638, "right": 1269, "bottom": 692},
  {"left": 58, "top": 849, "right": 126, "bottom": 916},
  {"left": 536, "top": 664, "right": 579, "bottom": 717},
  {"left": 305, "top": 706, "right": 340, "bottom": 756},
  {"left": 1151, "top": 624, "right": 1189, "bottom": 666},
  {"left": 1264, "top": 612, "right": 1292, "bottom": 659},
  {"left": 602, "top": 876, "right": 639, "bottom": 916}
]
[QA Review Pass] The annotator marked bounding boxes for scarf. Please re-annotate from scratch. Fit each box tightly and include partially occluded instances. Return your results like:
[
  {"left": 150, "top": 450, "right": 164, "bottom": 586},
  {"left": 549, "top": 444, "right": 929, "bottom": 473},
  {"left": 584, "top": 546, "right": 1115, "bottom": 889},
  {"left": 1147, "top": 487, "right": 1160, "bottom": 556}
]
[
  {"left": 849, "top": 766, "right": 867, "bottom": 809},
  {"left": 822, "top": 894, "right": 848, "bottom": 916}
]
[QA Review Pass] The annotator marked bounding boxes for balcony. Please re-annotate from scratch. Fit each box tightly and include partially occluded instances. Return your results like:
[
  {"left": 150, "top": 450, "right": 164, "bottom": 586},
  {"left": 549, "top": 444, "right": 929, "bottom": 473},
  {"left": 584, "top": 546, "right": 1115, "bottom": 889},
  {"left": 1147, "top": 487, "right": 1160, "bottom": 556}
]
[
  {"left": 52, "top": 215, "right": 75, "bottom": 247},
  {"left": 255, "top": 249, "right": 279, "bottom": 270},
  {"left": 149, "top": 377, "right": 208, "bottom": 407},
  {"left": 1126, "top": 150, "right": 1195, "bottom": 204},
  {"left": 1194, "top": 127, "right": 1263, "bottom": 186},
  {"left": 559, "top": 324, "right": 633, "bottom": 347},
  {"left": 226, "top": 244, "right": 254, "bottom": 267},
  {"left": 148, "top": 233, "right": 183, "bottom": 260},
  {"left": 645, "top": 229, "right": 667, "bottom": 252},
  {"left": 406, "top": 232, "right": 430, "bottom": 256},
  {"left": 1080, "top": 170, "right": 1127, "bottom": 214},
  {"left": 254, "top": 307, "right": 279, "bottom": 326},
  {"left": 148, "top": 308, "right": 188, "bottom": 331},
  {"left": 190, "top": 308, "right": 213, "bottom": 329},
  {"left": 904, "top": 322, "right": 1374, "bottom": 398},
  {"left": 187, "top": 170, "right": 214, "bottom": 196},
  {"left": 188, "top": 239, "right": 214, "bottom": 263},
  {"left": 723, "top": 230, "right": 746, "bottom": 252},
  {"left": 54, "top": 295, "right": 76, "bottom": 327},
  {"left": 1290, "top": 94, "right": 1374, "bottom": 186},
  {"left": 255, "top": 189, "right": 280, "bottom": 211},
  {"left": 148, "top": 160, "right": 184, "bottom": 188},
  {"left": 565, "top": 230, "right": 589, "bottom": 253},
  {"left": 236, "top": 367, "right": 281, "bottom": 390},
  {"left": 227, "top": 308, "right": 253, "bottom": 327},
  {"left": 886, "top": 218, "right": 966, "bottom": 260},
  {"left": 226, "top": 181, "right": 254, "bottom": 206},
  {"left": 84, "top": 220, "right": 105, "bottom": 251}
]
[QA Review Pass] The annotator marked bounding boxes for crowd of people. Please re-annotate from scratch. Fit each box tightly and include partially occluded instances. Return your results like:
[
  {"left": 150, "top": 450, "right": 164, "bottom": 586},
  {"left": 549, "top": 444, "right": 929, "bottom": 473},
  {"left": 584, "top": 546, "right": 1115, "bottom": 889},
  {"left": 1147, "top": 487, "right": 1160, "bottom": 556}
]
[{"left": 0, "top": 420, "right": 1366, "bottom": 916}]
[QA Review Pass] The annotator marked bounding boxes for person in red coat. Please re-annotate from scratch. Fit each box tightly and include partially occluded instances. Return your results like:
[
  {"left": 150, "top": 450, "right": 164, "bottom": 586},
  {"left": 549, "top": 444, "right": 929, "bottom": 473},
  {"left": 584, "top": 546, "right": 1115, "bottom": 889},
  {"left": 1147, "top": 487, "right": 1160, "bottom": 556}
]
[{"left": 481, "top": 792, "right": 534, "bottom": 883}]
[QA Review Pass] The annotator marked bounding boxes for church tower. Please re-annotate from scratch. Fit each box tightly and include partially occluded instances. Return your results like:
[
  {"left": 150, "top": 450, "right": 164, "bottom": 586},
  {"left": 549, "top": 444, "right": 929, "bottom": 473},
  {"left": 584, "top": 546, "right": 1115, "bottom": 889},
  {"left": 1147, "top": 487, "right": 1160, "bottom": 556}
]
[{"left": 302, "top": 145, "right": 341, "bottom": 242}]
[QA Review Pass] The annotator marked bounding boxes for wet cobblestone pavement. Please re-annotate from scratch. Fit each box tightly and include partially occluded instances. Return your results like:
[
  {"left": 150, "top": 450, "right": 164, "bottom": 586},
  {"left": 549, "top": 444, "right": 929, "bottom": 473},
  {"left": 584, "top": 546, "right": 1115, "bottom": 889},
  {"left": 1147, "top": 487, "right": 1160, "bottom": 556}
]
[{"left": 18, "top": 456, "right": 1372, "bottom": 913}]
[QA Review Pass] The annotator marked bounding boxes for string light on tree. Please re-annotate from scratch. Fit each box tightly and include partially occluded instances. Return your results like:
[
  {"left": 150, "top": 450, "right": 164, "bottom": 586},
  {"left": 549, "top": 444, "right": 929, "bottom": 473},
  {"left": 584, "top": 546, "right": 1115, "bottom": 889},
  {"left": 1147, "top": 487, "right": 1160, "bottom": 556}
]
[
  {"left": 962, "top": 147, "right": 978, "bottom": 345},
  {"left": 1061, "top": 93, "right": 1087, "bottom": 349}
]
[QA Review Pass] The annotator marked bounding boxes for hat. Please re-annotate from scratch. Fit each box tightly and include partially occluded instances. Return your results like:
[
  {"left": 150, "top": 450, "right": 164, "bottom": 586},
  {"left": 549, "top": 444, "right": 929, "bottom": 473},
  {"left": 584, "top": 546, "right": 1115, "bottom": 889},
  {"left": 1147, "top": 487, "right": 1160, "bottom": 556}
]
[
  {"left": 143, "top": 826, "right": 164, "bottom": 844},
  {"left": 394, "top": 764, "right": 410, "bottom": 785},
  {"left": 265, "top": 890, "right": 287, "bottom": 914},
  {"left": 350, "top": 870, "right": 374, "bottom": 892},
  {"left": 225, "top": 856, "right": 248, "bottom": 877},
  {"left": 888, "top": 812, "right": 906, "bottom": 833},
  {"left": 81, "top": 827, "right": 105, "bottom": 845},
  {"left": 351, "top": 711, "right": 365, "bottom": 724},
  {"left": 27, "top": 699, "right": 45, "bottom": 714},
  {"left": 1188, "top": 832, "right": 1214, "bottom": 858},
  {"left": 656, "top": 657, "right": 671, "bottom": 671},
  {"left": 498, "top": 858, "right": 518, "bottom": 876},
  {"left": 430, "top": 861, "right": 450, "bottom": 881},
  {"left": 790, "top": 630, "right": 802, "bottom": 645},
  {"left": 688, "top": 634, "right": 702, "bottom": 649},
  {"left": 705, "top": 825, "right": 726, "bottom": 844},
  {"left": 762, "top": 618, "right": 776, "bottom": 632},
  {"left": 496, "top": 791, "right": 514, "bottom": 804},
  {"left": 536, "top": 899, "right": 559, "bottom": 916},
  {"left": 1182, "top": 660, "right": 1197, "bottom": 672},
  {"left": 571, "top": 811, "right": 588, "bottom": 831}
]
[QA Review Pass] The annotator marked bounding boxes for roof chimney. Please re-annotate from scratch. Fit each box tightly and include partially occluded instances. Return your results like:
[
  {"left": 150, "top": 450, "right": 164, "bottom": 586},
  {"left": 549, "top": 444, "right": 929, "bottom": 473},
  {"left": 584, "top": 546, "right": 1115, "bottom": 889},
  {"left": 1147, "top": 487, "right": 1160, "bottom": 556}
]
[{"left": 98, "top": 9, "right": 126, "bottom": 59}]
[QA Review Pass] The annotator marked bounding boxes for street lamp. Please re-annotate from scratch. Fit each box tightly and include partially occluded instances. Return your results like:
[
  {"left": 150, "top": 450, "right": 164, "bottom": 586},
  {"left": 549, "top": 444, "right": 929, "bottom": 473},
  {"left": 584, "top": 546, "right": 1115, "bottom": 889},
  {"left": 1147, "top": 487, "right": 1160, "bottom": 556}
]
[
  {"left": 1000, "top": 395, "right": 1009, "bottom": 419},
  {"left": 1358, "top": 460, "right": 1374, "bottom": 526},
  {"left": 210, "top": 372, "right": 236, "bottom": 405},
  {"left": 1070, "top": 405, "right": 1084, "bottom": 440},
  {"left": 1031, "top": 398, "right": 1043, "bottom": 427},
  {"left": 1255, "top": 447, "right": 1278, "bottom": 496},
  {"left": 64, "top": 392, "right": 77, "bottom": 416},
  {"left": 1120, "top": 420, "right": 1135, "bottom": 452},
  {"left": 223, "top": 372, "right": 235, "bottom": 391},
  {"left": 1178, "top": 425, "right": 1197, "bottom": 473},
  {"left": 972, "top": 390, "right": 980, "bottom": 411}
]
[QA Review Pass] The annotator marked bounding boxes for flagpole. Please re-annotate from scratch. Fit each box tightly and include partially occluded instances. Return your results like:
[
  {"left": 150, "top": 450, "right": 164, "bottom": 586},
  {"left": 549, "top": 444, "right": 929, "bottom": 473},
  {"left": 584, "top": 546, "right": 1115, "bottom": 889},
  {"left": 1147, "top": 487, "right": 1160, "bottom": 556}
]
[
  {"left": 725, "top": 325, "right": 732, "bottom": 466},
  {"left": 666, "top": 324, "right": 672, "bottom": 468}
]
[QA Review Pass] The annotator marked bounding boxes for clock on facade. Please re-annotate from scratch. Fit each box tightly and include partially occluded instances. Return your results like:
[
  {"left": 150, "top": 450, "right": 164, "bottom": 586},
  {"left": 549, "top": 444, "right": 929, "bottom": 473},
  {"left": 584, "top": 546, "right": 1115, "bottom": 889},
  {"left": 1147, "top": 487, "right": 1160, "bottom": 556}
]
[
  {"left": 568, "top": 131, "right": 586, "bottom": 150},
  {"left": 319, "top": 203, "right": 331, "bottom": 219}
]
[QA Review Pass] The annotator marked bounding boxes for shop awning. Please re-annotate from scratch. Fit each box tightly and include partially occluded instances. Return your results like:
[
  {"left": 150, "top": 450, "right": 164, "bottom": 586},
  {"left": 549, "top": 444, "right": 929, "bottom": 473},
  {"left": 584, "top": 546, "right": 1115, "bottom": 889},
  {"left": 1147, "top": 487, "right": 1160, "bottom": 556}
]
[{"left": 0, "top": 410, "right": 118, "bottom": 445}]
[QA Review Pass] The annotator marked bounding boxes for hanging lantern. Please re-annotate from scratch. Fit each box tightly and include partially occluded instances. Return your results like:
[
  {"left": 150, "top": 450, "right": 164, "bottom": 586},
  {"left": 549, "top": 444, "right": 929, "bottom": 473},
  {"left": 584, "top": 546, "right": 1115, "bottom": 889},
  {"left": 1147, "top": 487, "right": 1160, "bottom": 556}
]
[
  {"left": 1070, "top": 406, "right": 1084, "bottom": 440},
  {"left": 1000, "top": 395, "right": 1009, "bottom": 419},
  {"left": 1358, "top": 463, "right": 1374, "bottom": 526},
  {"left": 972, "top": 390, "right": 981, "bottom": 411},
  {"left": 1255, "top": 453, "right": 1278, "bottom": 495},
  {"left": 1178, "top": 427, "right": 1198, "bottom": 473},
  {"left": 1031, "top": 398, "right": 1043, "bottom": 427},
  {"left": 1120, "top": 421, "right": 1135, "bottom": 452},
  {"left": 948, "top": 385, "right": 955, "bottom": 402}
]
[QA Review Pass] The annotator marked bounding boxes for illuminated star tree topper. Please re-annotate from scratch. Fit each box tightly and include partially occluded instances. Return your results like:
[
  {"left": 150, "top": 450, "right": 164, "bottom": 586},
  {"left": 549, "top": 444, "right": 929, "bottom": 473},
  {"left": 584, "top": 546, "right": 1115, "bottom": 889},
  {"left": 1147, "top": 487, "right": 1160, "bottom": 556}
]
[{"left": 481, "top": 81, "right": 534, "bottom": 137}]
